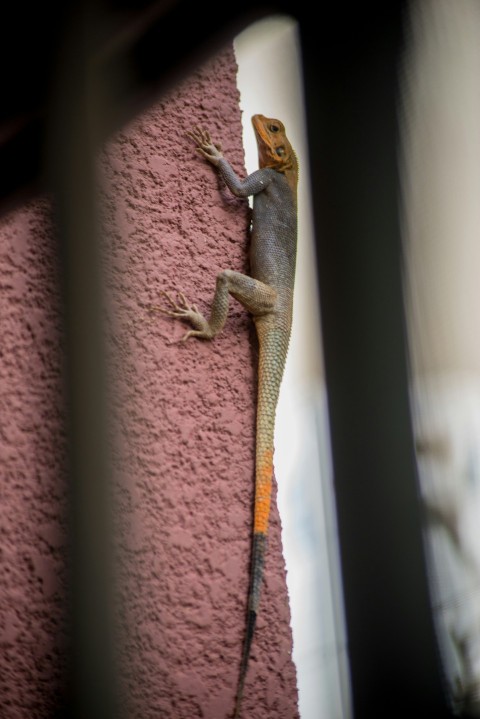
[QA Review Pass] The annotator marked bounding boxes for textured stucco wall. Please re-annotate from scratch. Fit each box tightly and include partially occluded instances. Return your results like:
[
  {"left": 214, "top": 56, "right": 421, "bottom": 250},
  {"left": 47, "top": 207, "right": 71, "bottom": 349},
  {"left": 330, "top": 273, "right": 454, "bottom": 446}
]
[
  {"left": 0, "top": 201, "right": 68, "bottom": 715},
  {"left": 0, "top": 44, "right": 298, "bottom": 718}
]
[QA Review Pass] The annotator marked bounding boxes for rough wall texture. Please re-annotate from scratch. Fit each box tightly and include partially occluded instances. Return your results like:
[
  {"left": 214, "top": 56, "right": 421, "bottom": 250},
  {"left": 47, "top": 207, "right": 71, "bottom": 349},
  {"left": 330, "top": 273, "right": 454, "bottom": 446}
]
[
  {"left": 0, "top": 201, "right": 68, "bottom": 716},
  {"left": 0, "top": 44, "right": 298, "bottom": 718}
]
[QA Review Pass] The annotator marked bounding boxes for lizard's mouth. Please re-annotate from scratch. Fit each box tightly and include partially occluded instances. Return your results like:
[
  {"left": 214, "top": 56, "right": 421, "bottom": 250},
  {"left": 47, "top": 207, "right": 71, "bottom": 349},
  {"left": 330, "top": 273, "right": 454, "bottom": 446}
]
[{"left": 251, "top": 114, "right": 268, "bottom": 140}]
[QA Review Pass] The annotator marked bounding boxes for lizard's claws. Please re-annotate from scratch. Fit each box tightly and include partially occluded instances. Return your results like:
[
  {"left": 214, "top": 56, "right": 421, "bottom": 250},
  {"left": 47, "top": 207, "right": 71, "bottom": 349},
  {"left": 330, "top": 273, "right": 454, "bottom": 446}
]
[
  {"left": 150, "top": 291, "right": 211, "bottom": 342},
  {"left": 186, "top": 126, "right": 211, "bottom": 146},
  {"left": 150, "top": 291, "right": 198, "bottom": 318},
  {"left": 186, "top": 125, "right": 223, "bottom": 166}
]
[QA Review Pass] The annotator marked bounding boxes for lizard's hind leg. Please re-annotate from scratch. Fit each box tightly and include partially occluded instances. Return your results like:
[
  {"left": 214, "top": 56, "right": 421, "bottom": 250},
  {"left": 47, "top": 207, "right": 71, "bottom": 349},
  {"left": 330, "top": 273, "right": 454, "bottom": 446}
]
[{"left": 153, "top": 270, "right": 277, "bottom": 343}]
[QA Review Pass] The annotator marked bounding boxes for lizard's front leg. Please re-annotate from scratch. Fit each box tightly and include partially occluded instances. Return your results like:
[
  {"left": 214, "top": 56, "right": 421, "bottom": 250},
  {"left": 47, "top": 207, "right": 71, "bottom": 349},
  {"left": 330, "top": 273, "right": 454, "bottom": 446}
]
[{"left": 153, "top": 270, "right": 277, "bottom": 342}]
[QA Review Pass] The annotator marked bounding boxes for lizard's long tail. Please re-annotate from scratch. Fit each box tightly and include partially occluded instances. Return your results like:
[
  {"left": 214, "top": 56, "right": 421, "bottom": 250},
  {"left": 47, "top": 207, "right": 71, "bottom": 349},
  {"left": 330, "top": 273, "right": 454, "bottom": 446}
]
[
  {"left": 234, "top": 534, "right": 267, "bottom": 718},
  {"left": 234, "top": 326, "right": 289, "bottom": 718}
]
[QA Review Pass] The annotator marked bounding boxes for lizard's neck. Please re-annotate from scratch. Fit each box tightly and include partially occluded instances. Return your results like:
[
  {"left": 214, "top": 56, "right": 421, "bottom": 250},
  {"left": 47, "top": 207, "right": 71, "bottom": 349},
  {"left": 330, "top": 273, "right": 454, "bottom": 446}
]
[
  {"left": 259, "top": 151, "right": 298, "bottom": 202},
  {"left": 284, "top": 152, "right": 299, "bottom": 204}
]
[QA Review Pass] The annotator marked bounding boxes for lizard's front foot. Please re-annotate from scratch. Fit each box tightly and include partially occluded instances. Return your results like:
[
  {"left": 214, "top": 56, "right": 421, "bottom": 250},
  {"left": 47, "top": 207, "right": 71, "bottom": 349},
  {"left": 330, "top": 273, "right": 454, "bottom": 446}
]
[
  {"left": 186, "top": 126, "right": 223, "bottom": 167},
  {"left": 150, "top": 291, "right": 213, "bottom": 342}
]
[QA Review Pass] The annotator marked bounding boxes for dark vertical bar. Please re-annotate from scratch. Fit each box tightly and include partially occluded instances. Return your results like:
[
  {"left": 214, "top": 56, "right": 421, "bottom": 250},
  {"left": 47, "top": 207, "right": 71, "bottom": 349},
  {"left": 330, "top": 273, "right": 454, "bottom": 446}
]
[
  {"left": 48, "top": 5, "right": 116, "bottom": 718},
  {"left": 298, "top": 5, "right": 450, "bottom": 718}
]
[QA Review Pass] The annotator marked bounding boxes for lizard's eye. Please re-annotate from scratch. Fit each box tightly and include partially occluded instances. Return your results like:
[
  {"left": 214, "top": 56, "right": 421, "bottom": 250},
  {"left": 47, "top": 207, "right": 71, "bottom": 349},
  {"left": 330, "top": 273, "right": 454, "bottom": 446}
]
[
  {"left": 270, "top": 124, "right": 279, "bottom": 133},
  {"left": 276, "top": 146, "right": 285, "bottom": 156}
]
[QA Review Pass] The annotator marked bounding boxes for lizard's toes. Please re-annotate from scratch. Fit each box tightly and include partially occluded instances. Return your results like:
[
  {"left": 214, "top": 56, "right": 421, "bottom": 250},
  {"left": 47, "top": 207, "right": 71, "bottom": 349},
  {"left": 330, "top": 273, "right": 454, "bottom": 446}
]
[
  {"left": 176, "top": 292, "right": 197, "bottom": 313},
  {"left": 159, "top": 290, "right": 179, "bottom": 308},
  {"left": 177, "top": 292, "right": 189, "bottom": 308},
  {"left": 149, "top": 303, "right": 174, "bottom": 316},
  {"left": 168, "top": 328, "right": 201, "bottom": 344}
]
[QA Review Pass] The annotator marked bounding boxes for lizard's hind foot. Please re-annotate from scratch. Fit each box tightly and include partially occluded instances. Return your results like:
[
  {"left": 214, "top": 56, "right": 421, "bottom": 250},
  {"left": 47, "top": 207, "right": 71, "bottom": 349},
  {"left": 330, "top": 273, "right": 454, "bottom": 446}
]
[
  {"left": 150, "top": 291, "right": 213, "bottom": 342},
  {"left": 150, "top": 290, "right": 199, "bottom": 317}
]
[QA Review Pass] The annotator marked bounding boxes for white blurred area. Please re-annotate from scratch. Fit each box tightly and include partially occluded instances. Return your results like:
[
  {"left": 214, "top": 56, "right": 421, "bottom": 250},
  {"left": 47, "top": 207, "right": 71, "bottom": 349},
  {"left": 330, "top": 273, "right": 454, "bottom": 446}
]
[
  {"left": 235, "top": 17, "right": 351, "bottom": 719},
  {"left": 402, "top": 1, "right": 480, "bottom": 713}
]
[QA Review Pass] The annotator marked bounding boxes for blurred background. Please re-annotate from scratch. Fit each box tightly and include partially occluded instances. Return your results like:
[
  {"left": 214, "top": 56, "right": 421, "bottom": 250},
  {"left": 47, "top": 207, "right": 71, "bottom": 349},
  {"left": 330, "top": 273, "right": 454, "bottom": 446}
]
[
  {"left": 403, "top": 1, "right": 480, "bottom": 713},
  {"left": 235, "top": 16, "right": 351, "bottom": 719},
  {"left": 236, "top": 2, "right": 480, "bottom": 716}
]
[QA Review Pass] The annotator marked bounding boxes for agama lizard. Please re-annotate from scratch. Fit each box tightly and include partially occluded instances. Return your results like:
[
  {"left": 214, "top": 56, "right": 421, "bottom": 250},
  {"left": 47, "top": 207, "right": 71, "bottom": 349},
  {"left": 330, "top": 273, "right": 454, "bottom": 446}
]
[{"left": 156, "top": 114, "right": 298, "bottom": 717}]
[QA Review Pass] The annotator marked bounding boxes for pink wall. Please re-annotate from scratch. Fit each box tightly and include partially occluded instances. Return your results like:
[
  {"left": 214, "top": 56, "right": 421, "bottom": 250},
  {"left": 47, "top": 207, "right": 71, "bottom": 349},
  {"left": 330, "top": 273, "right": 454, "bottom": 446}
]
[
  {"left": 0, "top": 45, "right": 298, "bottom": 718},
  {"left": 0, "top": 198, "right": 68, "bottom": 716}
]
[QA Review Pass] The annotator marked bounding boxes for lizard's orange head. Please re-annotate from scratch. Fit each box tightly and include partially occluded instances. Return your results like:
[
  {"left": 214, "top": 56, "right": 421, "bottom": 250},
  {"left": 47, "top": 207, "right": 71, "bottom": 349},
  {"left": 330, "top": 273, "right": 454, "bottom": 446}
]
[{"left": 251, "top": 114, "right": 296, "bottom": 175}]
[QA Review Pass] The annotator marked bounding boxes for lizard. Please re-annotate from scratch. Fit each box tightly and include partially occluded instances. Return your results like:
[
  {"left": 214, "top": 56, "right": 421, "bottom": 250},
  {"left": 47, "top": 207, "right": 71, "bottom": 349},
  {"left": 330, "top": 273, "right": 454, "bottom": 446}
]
[{"left": 154, "top": 114, "right": 298, "bottom": 717}]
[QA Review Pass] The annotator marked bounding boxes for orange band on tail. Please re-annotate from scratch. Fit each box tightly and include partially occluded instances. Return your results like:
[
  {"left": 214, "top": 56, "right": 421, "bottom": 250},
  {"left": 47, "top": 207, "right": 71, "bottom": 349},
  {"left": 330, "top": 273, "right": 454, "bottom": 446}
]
[{"left": 254, "top": 448, "right": 274, "bottom": 534}]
